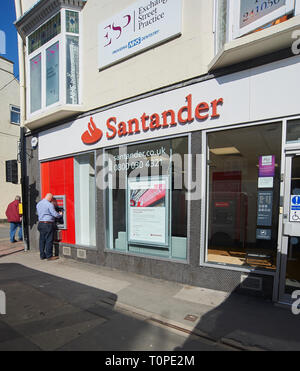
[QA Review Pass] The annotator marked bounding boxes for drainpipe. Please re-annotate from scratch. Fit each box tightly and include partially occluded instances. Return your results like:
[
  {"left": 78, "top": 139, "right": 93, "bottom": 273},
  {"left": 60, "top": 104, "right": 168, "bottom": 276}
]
[{"left": 15, "top": 0, "right": 29, "bottom": 251}]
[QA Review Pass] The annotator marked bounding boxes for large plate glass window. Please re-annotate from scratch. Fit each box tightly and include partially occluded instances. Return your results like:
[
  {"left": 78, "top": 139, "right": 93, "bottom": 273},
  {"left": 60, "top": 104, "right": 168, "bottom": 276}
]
[
  {"left": 205, "top": 123, "right": 281, "bottom": 270},
  {"left": 105, "top": 137, "right": 188, "bottom": 260}
]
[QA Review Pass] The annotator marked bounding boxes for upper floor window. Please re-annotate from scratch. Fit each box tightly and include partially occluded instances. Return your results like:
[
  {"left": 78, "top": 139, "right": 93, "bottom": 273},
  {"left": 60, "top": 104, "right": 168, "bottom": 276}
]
[
  {"left": 215, "top": 0, "right": 297, "bottom": 53},
  {"left": 27, "top": 9, "right": 80, "bottom": 115},
  {"left": 28, "top": 13, "right": 61, "bottom": 54},
  {"left": 10, "top": 105, "right": 20, "bottom": 125}
]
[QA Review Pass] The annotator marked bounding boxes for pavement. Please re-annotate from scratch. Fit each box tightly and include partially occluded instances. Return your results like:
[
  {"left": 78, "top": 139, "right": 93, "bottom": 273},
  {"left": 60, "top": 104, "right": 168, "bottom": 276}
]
[
  {"left": 0, "top": 224, "right": 24, "bottom": 258},
  {"left": 0, "top": 224, "right": 300, "bottom": 351}
]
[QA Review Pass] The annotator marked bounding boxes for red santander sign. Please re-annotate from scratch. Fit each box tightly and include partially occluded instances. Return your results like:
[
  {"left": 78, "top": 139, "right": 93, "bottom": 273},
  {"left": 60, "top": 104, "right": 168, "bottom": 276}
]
[{"left": 81, "top": 94, "right": 223, "bottom": 144}]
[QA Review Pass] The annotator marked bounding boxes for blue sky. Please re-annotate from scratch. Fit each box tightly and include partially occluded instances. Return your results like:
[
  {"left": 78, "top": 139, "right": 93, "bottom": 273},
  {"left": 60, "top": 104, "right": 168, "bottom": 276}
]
[{"left": 0, "top": 0, "right": 19, "bottom": 78}]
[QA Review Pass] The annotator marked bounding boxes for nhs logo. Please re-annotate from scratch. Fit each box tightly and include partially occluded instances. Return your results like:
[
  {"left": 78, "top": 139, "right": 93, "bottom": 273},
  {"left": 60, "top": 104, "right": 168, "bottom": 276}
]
[{"left": 128, "top": 37, "right": 141, "bottom": 49}]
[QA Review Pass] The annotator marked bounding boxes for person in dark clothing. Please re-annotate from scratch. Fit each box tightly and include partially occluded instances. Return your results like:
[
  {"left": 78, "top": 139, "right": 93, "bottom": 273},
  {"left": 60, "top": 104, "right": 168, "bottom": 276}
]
[
  {"left": 36, "top": 193, "right": 63, "bottom": 261},
  {"left": 5, "top": 196, "right": 23, "bottom": 243}
]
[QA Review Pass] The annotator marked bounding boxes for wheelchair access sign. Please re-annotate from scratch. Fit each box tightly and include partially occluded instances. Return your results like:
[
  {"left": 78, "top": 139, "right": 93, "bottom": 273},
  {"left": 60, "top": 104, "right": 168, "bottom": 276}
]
[{"left": 290, "top": 196, "right": 300, "bottom": 222}]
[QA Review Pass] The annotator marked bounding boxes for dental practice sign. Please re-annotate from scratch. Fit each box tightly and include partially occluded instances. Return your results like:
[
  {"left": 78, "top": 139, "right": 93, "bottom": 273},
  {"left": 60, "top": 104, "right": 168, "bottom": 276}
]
[{"left": 98, "top": 0, "right": 182, "bottom": 69}]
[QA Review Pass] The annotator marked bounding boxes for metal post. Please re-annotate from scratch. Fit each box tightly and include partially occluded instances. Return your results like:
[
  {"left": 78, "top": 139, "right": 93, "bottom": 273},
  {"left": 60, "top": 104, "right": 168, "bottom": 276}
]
[{"left": 20, "top": 126, "right": 29, "bottom": 251}]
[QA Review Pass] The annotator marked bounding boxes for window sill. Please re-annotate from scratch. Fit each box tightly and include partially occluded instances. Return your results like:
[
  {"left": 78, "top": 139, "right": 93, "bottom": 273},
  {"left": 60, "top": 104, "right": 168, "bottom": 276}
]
[
  {"left": 200, "top": 261, "right": 276, "bottom": 276},
  {"left": 25, "top": 104, "right": 85, "bottom": 130},
  {"left": 209, "top": 14, "right": 300, "bottom": 72}
]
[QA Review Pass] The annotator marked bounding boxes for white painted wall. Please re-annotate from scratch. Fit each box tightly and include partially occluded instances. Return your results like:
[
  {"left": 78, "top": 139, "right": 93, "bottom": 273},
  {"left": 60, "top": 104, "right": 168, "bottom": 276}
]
[
  {"left": 0, "top": 57, "right": 21, "bottom": 220},
  {"left": 18, "top": 0, "right": 215, "bottom": 118},
  {"left": 81, "top": 0, "right": 215, "bottom": 112}
]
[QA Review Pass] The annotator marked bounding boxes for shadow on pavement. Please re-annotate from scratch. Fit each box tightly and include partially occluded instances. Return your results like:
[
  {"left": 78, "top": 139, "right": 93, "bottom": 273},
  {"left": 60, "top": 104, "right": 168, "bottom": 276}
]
[
  {"left": 0, "top": 263, "right": 215, "bottom": 351},
  {"left": 177, "top": 287, "right": 300, "bottom": 351}
]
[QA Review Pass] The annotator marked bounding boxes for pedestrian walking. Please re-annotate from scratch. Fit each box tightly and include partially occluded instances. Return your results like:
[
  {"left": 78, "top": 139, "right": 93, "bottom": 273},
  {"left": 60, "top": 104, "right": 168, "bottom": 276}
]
[
  {"left": 5, "top": 196, "right": 23, "bottom": 243},
  {"left": 36, "top": 193, "right": 63, "bottom": 261}
]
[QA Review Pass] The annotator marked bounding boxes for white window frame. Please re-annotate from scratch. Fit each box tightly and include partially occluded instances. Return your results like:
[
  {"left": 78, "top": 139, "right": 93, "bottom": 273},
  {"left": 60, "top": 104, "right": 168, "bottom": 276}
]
[
  {"left": 26, "top": 8, "right": 81, "bottom": 118},
  {"left": 10, "top": 105, "right": 21, "bottom": 125},
  {"left": 229, "top": 0, "right": 295, "bottom": 40},
  {"left": 213, "top": 0, "right": 229, "bottom": 54},
  {"left": 65, "top": 9, "right": 81, "bottom": 106},
  {"left": 200, "top": 119, "right": 284, "bottom": 276}
]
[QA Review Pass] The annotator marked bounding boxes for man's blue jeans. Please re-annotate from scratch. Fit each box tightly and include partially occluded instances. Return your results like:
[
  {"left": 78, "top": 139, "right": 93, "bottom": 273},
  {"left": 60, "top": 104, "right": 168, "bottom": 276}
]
[
  {"left": 9, "top": 222, "right": 22, "bottom": 243},
  {"left": 38, "top": 222, "right": 54, "bottom": 259}
]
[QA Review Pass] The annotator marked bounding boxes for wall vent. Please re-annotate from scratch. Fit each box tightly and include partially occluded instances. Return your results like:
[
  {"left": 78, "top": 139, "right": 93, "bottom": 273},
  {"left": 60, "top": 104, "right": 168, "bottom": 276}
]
[
  {"left": 240, "top": 274, "right": 262, "bottom": 291},
  {"left": 62, "top": 246, "right": 71, "bottom": 256},
  {"left": 77, "top": 249, "right": 87, "bottom": 259}
]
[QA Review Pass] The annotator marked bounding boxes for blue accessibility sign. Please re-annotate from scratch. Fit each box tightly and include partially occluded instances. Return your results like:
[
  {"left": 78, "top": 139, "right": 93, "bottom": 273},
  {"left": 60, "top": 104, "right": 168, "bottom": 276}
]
[{"left": 292, "top": 196, "right": 300, "bottom": 205}]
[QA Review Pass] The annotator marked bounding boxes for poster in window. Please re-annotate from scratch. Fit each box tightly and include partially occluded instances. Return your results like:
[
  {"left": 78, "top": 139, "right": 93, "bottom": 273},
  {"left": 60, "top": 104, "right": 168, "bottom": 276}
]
[
  {"left": 46, "top": 42, "right": 59, "bottom": 106},
  {"left": 30, "top": 54, "right": 42, "bottom": 113},
  {"left": 128, "top": 176, "right": 169, "bottom": 246},
  {"left": 257, "top": 190, "right": 273, "bottom": 226},
  {"left": 240, "top": 0, "right": 286, "bottom": 29}
]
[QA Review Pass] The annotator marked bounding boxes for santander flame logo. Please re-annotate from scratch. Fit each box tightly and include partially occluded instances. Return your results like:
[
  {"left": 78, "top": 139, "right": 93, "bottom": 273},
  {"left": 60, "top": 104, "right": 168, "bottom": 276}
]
[{"left": 81, "top": 117, "right": 103, "bottom": 145}]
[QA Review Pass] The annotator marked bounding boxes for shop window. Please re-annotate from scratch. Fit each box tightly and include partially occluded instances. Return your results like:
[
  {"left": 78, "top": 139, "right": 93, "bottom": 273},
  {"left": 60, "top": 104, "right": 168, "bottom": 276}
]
[
  {"left": 215, "top": 0, "right": 296, "bottom": 52},
  {"left": 105, "top": 137, "right": 188, "bottom": 260},
  {"left": 74, "top": 153, "right": 96, "bottom": 246},
  {"left": 286, "top": 119, "right": 300, "bottom": 144},
  {"left": 27, "top": 9, "right": 80, "bottom": 115},
  {"left": 205, "top": 123, "right": 281, "bottom": 270}
]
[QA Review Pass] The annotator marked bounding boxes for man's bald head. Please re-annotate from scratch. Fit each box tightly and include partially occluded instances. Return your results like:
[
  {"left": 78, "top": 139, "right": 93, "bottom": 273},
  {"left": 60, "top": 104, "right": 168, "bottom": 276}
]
[{"left": 45, "top": 193, "right": 53, "bottom": 202}]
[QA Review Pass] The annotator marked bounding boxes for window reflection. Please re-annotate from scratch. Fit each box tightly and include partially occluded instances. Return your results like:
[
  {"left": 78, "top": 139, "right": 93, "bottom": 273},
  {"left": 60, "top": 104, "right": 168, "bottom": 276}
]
[{"left": 207, "top": 123, "right": 281, "bottom": 269}]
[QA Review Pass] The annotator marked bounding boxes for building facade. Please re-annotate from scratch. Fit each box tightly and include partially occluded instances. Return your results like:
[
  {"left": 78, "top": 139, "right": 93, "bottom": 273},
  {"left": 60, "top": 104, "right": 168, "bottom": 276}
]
[
  {"left": 0, "top": 56, "right": 21, "bottom": 220},
  {"left": 15, "top": 0, "right": 300, "bottom": 306}
]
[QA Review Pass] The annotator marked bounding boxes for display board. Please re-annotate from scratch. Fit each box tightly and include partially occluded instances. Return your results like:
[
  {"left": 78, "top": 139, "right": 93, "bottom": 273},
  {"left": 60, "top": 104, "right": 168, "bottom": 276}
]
[
  {"left": 98, "top": 0, "right": 182, "bottom": 69},
  {"left": 127, "top": 176, "right": 169, "bottom": 246}
]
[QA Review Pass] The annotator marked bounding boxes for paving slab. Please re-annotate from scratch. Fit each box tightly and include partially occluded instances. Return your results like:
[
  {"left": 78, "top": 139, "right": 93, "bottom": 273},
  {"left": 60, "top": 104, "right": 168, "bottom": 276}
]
[{"left": 1, "top": 250, "right": 300, "bottom": 351}]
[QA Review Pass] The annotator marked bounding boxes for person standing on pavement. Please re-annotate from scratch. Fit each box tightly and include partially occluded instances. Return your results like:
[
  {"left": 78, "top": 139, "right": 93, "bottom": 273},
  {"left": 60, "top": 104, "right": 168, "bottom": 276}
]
[
  {"left": 5, "top": 196, "right": 23, "bottom": 243},
  {"left": 36, "top": 193, "right": 63, "bottom": 261}
]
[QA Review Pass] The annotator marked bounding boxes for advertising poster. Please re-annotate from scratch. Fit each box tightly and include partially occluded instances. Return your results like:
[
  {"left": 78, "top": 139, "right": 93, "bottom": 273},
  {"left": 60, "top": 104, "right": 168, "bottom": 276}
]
[
  {"left": 240, "top": 0, "right": 286, "bottom": 29},
  {"left": 128, "top": 176, "right": 168, "bottom": 245},
  {"left": 257, "top": 190, "right": 273, "bottom": 227},
  {"left": 258, "top": 155, "right": 275, "bottom": 189},
  {"left": 258, "top": 155, "right": 275, "bottom": 177}
]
